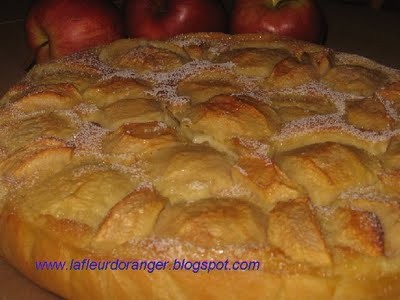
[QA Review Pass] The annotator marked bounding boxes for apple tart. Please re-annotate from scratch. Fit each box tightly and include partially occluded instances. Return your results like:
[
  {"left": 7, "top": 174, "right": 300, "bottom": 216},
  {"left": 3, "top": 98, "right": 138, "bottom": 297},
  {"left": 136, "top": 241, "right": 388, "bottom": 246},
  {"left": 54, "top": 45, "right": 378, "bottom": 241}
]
[{"left": 1, "top": 33, "right": 400, "bottom": 299}]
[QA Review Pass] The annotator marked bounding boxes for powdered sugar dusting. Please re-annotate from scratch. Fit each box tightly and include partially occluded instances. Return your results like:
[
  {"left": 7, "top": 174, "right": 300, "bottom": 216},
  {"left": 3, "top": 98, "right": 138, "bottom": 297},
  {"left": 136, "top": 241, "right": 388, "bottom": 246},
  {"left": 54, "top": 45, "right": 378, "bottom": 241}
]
[
  {"left": 171, "top": 35, "right": 233, "bottom": 58},
  {"left": 147, "top": 85, "right": 190, "bottom": 105},
  {"left": 233, "top": 164, "right": 248, "bottom": 176},
  {"left": 143, "top": 61, "right": 235, "bottom": 105},
  {"left": 270, "top": 80, "right": 359, "bottom": 115},
  {"left": 73, "top": 103, "right": 99, "bottom": 115},
  {"left": 144, "top": 60, "right": 235, "bottom": 85},
  {"left": 274, "top": 113, "right": 400, "bottom": 143},
  {"left": 236, "top": 137, "right": 272, "bottom": 162},
  {"left": 68, "top": 121, "right": 110, "bottom": 155},
  {"left": 101, "top": 69, "right": 138, "bottom": 81},
  {"left": 123, "top": 236, "right": 267, "bottom": 261},
  {"left": 170, "top": 38, "right": 207, "bottom": 50},
  {"left": 188, "top": 181, "right": 208, "bottom": 191},
  {"left": 335, "top": 52, "right": 400, "bottom": 81},
  {"left": 340, "top": 185, "right": 396, "bottom": 203},
  {"left": 2, "top": 34, "right": 400, "bottom": 274},
  {"left": 109, "top": 163, "right": 143, "bottom": 177},
  {"left": 220, "top": 183, "right": 251, "bottom": 198},
  {"left": 136, "top": 181, "right": 154, "bottom": 191},
  {"left": 59, "top": 48, "right": 113, "bottom": 75},
  {"left": 126, "top": 238, "right": 192, "bottom": 259},
  {"left": 376, "top": 96, "right": 400, "bottom": 122},
  {"left": 71, "top": 162, "right": 142, "bottom": 178}
]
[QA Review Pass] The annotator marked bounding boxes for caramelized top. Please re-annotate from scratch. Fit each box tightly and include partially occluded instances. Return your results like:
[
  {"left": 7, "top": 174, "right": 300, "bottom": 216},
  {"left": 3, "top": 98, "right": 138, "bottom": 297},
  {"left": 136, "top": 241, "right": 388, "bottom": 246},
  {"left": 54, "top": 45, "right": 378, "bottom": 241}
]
[{"left": 1, "top": 33, "right": 400, "bottom": 278}]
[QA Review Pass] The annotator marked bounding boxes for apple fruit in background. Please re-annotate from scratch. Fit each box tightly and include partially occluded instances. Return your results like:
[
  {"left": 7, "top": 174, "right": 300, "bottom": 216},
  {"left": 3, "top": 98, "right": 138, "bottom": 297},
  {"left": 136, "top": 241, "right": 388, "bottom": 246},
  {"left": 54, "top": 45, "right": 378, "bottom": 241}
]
[
  {"left": 231, "top": 0, "right": 324, "bottom": 43},
  {"left": 26, "top": 0, "right": 124, "bottom": 63},
  {"left": 124, "top": 0, "right": 228, "bottom": 39}
]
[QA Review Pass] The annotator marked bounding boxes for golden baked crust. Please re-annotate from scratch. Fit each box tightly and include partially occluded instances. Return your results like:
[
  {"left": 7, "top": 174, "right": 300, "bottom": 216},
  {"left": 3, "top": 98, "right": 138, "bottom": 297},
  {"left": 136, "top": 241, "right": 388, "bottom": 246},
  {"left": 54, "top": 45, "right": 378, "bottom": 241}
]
[{"left": 1, "top": 32, "right": 400, "bottom": 299}]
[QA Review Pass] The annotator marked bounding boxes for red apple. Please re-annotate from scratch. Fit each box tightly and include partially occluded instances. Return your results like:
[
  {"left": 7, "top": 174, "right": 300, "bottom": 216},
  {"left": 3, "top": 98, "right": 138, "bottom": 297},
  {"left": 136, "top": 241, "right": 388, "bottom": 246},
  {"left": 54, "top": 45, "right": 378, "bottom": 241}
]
[
  {"left": 231, "top": 0, "right": 324, "bottom": 43},
  {"left": 124, "top": 0, "right": 228, "bottom": 39},
  {"left": 26, "top": 0, "right": 124, "bottom": 63}
]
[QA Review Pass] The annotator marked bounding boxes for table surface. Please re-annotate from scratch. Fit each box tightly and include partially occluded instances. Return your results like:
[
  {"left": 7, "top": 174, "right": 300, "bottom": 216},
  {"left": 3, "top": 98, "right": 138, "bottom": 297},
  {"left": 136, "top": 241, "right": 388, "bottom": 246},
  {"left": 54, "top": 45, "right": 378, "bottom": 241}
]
[{"left": 0, "top": 0, "right": 400, "bottom": 299}]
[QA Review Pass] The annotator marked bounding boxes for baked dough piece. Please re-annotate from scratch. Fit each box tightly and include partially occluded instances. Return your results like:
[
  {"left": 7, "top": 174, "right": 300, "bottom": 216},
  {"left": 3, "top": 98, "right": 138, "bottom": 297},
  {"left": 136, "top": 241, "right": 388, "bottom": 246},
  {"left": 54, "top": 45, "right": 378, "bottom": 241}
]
[
  {"left": 276, "top": 142, "right": 379, "bottom": 205},
  {"left": 211, "top": 47, "right": 291, "bottom": 77},
  {"left": 98, "top": 39, "right": 190, "bottom": 72},
  {"left": 1, "top": 33, "right": 400, "bottom": 299},
  {"left": 176, "top": 68, "right": 245, "bottom": 104},
  {"left": 82, "top": 77, "right": 153, "bottom": 107},
  {"left": 322, "top": 65, "right": 388, "bottom": 96}
]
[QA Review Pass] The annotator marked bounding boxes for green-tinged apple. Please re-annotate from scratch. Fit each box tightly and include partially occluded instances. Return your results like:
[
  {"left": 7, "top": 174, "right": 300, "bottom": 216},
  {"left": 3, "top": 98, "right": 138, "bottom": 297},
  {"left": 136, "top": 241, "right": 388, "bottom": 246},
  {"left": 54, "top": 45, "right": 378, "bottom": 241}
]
[
  {"left": 231, "top": 0, "right": 324, "bottom": 43},
  {"left": 26, "top": 0, "right": 124, "bottom": 63},
  {"left": 124, "top": 0, "right": 228, "bottom": 39}
]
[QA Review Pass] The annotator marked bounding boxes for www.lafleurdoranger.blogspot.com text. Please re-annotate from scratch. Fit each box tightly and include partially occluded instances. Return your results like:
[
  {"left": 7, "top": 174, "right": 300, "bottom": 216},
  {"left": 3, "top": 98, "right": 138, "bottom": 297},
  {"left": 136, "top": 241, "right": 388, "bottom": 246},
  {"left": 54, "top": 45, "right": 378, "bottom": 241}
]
[{"left": 34, "top": 258, "right": 261, "bottom": 273}]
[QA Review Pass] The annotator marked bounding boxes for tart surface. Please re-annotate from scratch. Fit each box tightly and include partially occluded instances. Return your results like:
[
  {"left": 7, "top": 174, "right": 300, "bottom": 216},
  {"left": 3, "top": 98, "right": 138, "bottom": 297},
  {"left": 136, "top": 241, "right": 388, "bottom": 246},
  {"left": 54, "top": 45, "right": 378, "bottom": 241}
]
[{"left": 1, "top": 33, "right": 400, "bottom": 299}]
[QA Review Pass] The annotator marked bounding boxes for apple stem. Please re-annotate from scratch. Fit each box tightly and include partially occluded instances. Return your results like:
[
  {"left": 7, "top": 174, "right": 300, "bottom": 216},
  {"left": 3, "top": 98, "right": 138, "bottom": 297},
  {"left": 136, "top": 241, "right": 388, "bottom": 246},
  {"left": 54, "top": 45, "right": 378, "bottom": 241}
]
[
  {"left": 24, "top": 56, "right": 36, "bottom": 72},
  {"left": 36, "top": 40, "right": 49, "bottom": 51},
  {"left": 271, "top": 0, "right": 283, "bottom": 8}
]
